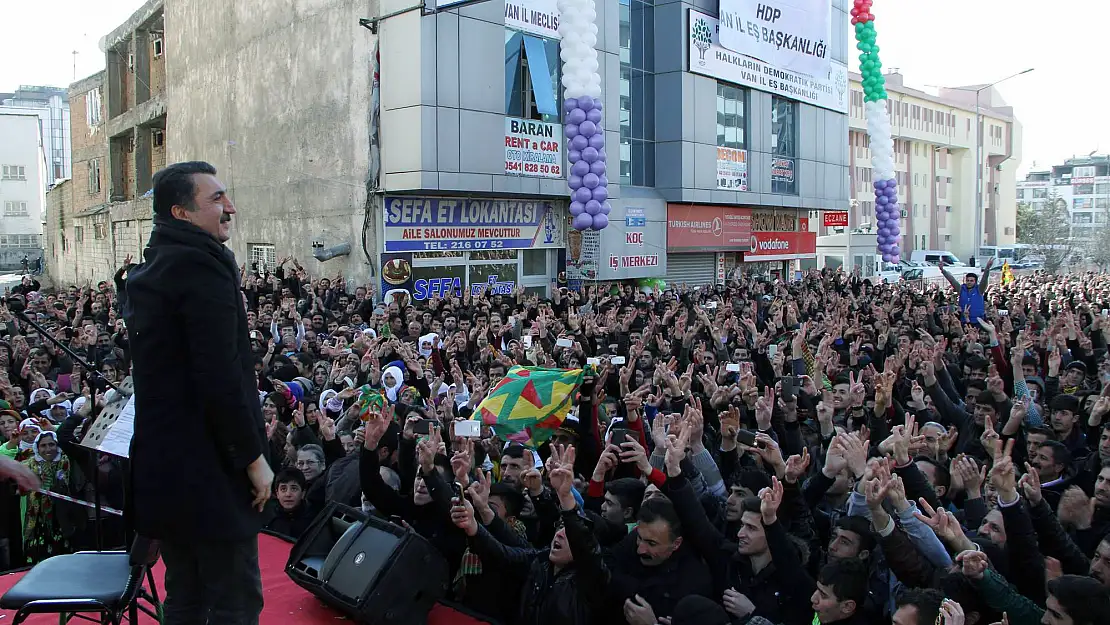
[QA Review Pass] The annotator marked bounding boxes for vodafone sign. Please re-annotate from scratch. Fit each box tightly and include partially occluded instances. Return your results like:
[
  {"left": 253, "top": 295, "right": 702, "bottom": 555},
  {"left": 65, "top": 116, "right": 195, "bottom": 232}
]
[{"left": 744, "top": 231, "right": 817, "bottom": 262}]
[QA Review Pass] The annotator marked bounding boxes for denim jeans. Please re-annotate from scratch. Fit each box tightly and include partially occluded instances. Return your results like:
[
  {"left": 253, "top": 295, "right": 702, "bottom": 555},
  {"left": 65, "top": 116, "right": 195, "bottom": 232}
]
[{"left": 161, "top": 536, "right": 264, "bottom": 625}]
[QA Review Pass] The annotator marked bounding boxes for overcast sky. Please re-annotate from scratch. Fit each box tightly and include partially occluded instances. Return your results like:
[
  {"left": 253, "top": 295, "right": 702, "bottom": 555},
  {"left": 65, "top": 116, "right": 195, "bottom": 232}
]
[{"left": 1, "top": 0, "right": 1105, "bottom": 175}]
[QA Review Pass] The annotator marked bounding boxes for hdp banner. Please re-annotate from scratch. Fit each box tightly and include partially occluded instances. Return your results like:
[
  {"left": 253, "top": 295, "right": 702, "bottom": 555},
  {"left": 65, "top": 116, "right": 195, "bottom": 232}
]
[
  {"left": 476, "top": 366, "right": 584, "bottom": 446},
  {"left": 1002, "top": 261, "right": 1014, "bottom": 285}
]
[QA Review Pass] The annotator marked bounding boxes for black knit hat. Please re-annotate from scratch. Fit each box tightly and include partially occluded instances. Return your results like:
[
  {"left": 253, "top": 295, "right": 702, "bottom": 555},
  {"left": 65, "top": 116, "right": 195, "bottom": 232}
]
[{"left": 1050, "top": 394, "right": 1081, "bottom": 415}]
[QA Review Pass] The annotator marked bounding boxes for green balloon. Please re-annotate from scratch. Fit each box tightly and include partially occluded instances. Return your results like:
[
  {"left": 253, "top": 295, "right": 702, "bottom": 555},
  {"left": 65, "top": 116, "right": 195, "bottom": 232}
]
[{"left": 855, "top": 22, "right": 865, "bottom": 33}]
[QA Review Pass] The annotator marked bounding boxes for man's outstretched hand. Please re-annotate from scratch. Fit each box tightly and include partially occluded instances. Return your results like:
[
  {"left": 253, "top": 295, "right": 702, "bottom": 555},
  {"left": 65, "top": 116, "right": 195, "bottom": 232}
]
[{"left": 0, "top": 455, "right": 40, "bottom": 493}]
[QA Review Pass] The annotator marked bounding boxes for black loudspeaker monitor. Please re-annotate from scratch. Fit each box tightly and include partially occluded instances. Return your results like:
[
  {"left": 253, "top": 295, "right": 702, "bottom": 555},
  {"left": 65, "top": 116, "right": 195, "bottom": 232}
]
[{"left": 286, "top": 502, "right": 449, "bottom": 625}]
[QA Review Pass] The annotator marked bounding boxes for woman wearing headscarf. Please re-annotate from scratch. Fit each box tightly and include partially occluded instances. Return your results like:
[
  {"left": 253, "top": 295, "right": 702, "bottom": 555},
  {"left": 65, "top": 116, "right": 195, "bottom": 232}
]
[
  {"left": 21, "top": 431, "right": 72, "bottom": 564},
  {"left": 4, "top": 419, "right": 43, "bottom": 463}
]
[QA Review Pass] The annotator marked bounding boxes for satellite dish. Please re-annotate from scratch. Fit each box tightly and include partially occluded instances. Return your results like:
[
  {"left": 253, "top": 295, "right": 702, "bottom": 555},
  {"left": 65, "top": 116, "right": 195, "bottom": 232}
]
[{"left": 98, "top": 36, "right": 107, "bottom": 53}]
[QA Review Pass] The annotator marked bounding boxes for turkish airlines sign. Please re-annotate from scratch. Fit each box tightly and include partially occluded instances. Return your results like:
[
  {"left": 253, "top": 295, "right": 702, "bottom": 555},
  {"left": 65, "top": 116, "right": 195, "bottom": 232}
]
[
  {"left": 667, "top": 204, "right": 752, "bottom": 251},
  {"left": 744, "top": 231, "right": 816, "bottom": 262}
]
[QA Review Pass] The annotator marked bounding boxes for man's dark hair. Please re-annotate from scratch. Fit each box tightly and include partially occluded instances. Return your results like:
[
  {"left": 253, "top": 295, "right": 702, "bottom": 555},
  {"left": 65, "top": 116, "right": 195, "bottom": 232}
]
[
  {"left": 152, "top": 161, "right": 217, "bottom": 219},
  {"left": 818, "top": 558, "right": 868, "bottom": 607},
  {"left": 637, "top": 496, "right": 682, "bottom": 540},
  {"left": 502, "top": 444, "right": 529, "bottom": 461},
  {"left": 915, "top": 457, "right": 951, "bottom": 492},
  {"left": 1027, "top": 425, "right": 1055, "bottom": 440},
  {"left": 606, "top": 477, "right": 646, "bottom": 518},
  {"left": 833, "top": 515, "right": 877, "bottom": 555},
  {"left": 273, "top": 468, "right": 307, "bottom": 491},
  {"left": 1046, "top": 574, "right": 1110, "bottom": 625},
  {"left": 489, "top": 483, "right": 525, "bottom": 518},
  {"left": 966, "top": 355, "right": 990, "bottom": 372},
  {"left": 1039, "top": 440, "right": 1072, "bottom": 468},
  {"left": 895, "top": 588, "right": 943, "bottom": 625}
]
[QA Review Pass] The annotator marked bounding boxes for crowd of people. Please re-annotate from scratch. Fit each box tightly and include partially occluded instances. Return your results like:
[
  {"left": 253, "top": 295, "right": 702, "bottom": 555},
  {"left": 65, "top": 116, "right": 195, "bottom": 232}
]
[{"left": 0, "top": 260, "right": 1109, "bottom": 625}]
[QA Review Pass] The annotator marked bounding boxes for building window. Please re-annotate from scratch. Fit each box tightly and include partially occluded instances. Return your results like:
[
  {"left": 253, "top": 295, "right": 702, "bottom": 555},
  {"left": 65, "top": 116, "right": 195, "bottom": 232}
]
[
  {"left": 770, "top": 96, "right": 796, "bottom": 195},
  {"left": 3, "top": 201, "right": 28, "bottom": 217},
  {"left": 619, "top": 0, "right": 655, "bottom": 187},
  {"left": 94, "top": 222, "right": 108, "bottom": 239},
  {"left": 1, "top": 165, "right": 26, "bottom": 180},
  {"left": 715, "top": 84, "right": 746, "bottom": 150},
  {"left": 88, "top": 159, "right": 101, "bottom": 194},
  {"left": 0, "top": 235, "right": 38, "bottom": 248},
  {"left": 153, "top": 36, "right": 164, "bottom": 58},
  {"left": 505, "top": 30, "right": 559, "bottom": 123},
  {"left": 250, "top": 243, "right": 277, "bottom": 274},
  {"left": 1097, "top": 198, "right": 1110, "bottom": 209},
  {"left": 1075, "top": 183, "right": 1094, "bottom": 195},
  {"left": 152, "top": 129, "right": 165, "bottom": 147},
  {"left": 75, "top": 226, "right": 84, "bottom": 243},
  {"left": 1032, "top": 188, "right": 1048, "bottom": 199},
  {"left": 86, "top": 88, "right": 102, "bottom": 126}
]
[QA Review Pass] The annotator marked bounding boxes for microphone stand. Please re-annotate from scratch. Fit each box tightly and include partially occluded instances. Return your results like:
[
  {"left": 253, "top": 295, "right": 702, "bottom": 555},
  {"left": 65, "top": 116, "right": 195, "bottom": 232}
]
[{"left": 10, "top": 307, "right": 123, "bottom": 552}]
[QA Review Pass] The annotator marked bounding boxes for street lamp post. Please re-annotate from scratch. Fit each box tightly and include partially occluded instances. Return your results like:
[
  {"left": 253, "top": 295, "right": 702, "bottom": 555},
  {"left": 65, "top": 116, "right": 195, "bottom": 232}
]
[
  {"left": 933, "top": 68, "right": 1034, "bottom": 264},
  {"left": 966, "top": 69, "right": 1034, "bottom": 264}
]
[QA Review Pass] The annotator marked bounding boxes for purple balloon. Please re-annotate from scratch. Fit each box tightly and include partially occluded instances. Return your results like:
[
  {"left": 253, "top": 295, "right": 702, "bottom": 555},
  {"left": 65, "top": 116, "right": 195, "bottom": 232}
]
[
  {"left": 581, "top": 146, "right": 599, "bottom": 163},
  {"left": 573, "top": 212, "right": 594, "bottom": 230},
  {"left": 567, "top": 108, "right": 586, "bottom": 125},
  {"left": 568, "top": 174, "right": 584, "bottom": 190},
  {"left": 564, "top": 98, "right": 579, "bottom": 113},
  {"left": 600, "top": 201, "right": 611, "bottom": 215},
  {"left": 592, "top": 185, "right": 609, "bottom": 202},
  {"left": 589, "top": 160, "right": 606, "bottom": 175},
  {"left": 571, "top": 135, "right": 588, "bottom": 151},
  {"left": 591, "top": 213, "right": 609, "bottom": 230},
  {"left": 597, "top": 148, "right": 607, "bottom": 161},
  {"left": 578, "top": 121, "right": 597, "bottom": 137},
  {"left": 592, "top": 97, "right": 603, "bottom": 111},
  {"left": 885, "top": 178, "right": 897, "bottom": 189},
  {"left": 568, "top": 149, "right": 581, "bottom": 163},
  {"left": 569, "top": 201, "right": 585, "bottom": 217},
  {"left": 583, "top": 173, "right": 600, "bottom": 189},
  {"left": 573, "top": 186, "right": 593, "bottom": 203},
  {"left": 890, "top": 227, "right": 900, "bottom": 237},
  {"left": 585, "top": 199, "right": 601, "bottom": 215},
  {"left": 588, "top": 133, "right": 605, "bottom": 150},
  {"left": 571, "top": 160, "right": 590, "bottom": 177},
  {"left": 579, "top": 98, "right": 594, "bottom": 112},
  {"left": 888, "top": 202, "right": 899, "bottom": 211},
  {"left": 586, "top": 108, "right": 602, "bottom": 124},
  {"left": 566, "top": 123, "right": 580, "bottom": 139},
  {"left": 876, "top": 195, "right": 889, "bottom": 206},
  {"left": 598, "top": 173, "right": 608, "bottom": 186},
  {"left": 873, "top": 180, "right": 884, "bottom": 190}
]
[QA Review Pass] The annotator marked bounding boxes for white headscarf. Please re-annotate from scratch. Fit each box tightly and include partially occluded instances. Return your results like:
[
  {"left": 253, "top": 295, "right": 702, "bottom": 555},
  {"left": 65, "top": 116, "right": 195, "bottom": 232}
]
[
  {"left": 71, "top": 397, "right": 88, "bottom": 416},
  {"left": 418, "top": 333, "right": 439, "bottom": 358},
  {"left": 30, "top": 388, "right": 54, "bottom": 404},
  {"left": 31, "top": 430, "right": 59, "bottom": 463},
  {"left": 381, "top": 366, "right": 405, "bottom": 403},
  {"left": 18, "top": 418, "right": 41, "bottom": 451},
  {"left": 319, "top": 389, "right": 339, "bottom": 414}
]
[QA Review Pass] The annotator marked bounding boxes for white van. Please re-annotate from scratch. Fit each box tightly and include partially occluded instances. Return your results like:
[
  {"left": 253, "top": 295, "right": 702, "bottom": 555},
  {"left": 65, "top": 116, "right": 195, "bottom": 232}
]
[{"left": 908, "top": 250, "right": 980, "bottom": 281}]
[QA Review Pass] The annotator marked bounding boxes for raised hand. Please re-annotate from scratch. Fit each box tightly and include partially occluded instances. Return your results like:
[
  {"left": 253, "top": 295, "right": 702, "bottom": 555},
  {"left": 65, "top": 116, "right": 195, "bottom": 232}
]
[
  {"left": 784, "top": 448, "right": 811, "bottom": 484},
  {"left": 955, "top": 549, "right": 989, "bottom": 580},
  {"left": 546, "top": 444, "right": 577, "bottom": 508},
  {"left": 759, "top": 477, "right": 784, "bottom": 525},
  {"left": 450, "top": 495, "right": 479, "bottom": 536}
]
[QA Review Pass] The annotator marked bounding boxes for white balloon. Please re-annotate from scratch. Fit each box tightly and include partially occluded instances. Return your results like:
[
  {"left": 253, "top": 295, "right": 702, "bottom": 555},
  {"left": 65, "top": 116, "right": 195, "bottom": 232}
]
[
  {"left": 588, "top": 23, "right": 598, "bottom": 35},
  {"left": 583, "top": 33, "right": 597, "bottom": 48}
]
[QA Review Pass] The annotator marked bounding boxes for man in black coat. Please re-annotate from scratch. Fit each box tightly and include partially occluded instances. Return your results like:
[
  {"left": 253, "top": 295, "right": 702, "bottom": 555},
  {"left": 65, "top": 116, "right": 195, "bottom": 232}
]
[{"left": 121, "top": 161, "right": 272, "bottom": 625}]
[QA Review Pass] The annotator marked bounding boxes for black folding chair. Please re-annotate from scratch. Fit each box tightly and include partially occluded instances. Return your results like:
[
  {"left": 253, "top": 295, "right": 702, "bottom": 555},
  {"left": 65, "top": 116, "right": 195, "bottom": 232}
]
[{"left": 0, "top": 536, "right": 163, "bottom": 625}]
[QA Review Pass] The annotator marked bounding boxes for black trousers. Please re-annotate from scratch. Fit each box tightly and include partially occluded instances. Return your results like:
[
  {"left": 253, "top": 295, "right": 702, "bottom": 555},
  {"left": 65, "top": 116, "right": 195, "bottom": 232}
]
[{"left": 161, "top": 536, "right": 264, "bottom": 625}]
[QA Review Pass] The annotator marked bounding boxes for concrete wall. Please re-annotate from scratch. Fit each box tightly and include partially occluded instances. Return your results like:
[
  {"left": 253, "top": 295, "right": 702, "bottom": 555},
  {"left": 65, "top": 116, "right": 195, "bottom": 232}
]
[
  {"left": 166, "top": 0, "right": 378, "bottom": 283},
  {"left": 0, "top": 112, "right": 46, "bottom": 237}
]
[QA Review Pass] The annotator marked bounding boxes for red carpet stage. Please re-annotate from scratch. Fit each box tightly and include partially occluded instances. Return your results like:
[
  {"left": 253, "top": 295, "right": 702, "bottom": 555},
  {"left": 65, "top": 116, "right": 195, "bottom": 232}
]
[{"left": 0, "top": 533, "right": 489, "bottom": 624}]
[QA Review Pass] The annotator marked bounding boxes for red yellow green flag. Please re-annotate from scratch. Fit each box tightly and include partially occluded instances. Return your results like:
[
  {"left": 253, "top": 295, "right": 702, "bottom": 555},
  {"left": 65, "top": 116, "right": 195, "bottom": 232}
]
[
  {"left": 476, "top": 366, "right": 584, "bottom": 446},
  {"left": 1002, "top": 261, "right": 1014, "bottom": 285}
]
